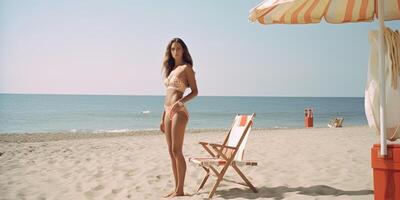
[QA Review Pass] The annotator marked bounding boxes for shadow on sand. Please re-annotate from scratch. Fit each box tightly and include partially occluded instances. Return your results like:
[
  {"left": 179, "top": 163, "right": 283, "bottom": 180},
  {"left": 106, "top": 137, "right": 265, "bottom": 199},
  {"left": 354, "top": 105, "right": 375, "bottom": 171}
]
[{"left": 195, "top": 185, "right": 373, "bottom": 199}]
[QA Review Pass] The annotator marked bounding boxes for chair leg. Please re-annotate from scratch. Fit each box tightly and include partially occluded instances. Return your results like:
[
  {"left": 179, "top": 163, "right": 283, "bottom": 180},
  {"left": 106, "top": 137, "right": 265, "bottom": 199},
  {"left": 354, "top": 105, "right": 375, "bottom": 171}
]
[
  {"left": 197, "top": 167, "right": 210, "bottom": 192},
  {"left": 208, "top": 165, "right": 220, "bottom": 177},
  {"left": 208, "top": 164, "right": 230, "bottom": 198},
  {"left": 232, "top": 165, "right": 258, "bottom": 193}
]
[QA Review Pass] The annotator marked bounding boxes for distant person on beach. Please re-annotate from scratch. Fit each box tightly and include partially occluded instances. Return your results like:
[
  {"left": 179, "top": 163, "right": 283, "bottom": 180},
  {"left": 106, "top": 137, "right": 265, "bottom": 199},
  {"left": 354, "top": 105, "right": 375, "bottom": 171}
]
[{"left": 160, "top": 38, "right": 198, "bottom": 197}]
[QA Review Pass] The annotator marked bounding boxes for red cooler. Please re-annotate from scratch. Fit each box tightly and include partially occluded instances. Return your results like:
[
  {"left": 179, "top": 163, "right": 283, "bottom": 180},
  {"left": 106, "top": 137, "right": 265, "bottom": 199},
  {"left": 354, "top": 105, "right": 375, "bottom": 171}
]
[
  {"left": 304, "top": 117, "right": 313, "bottom": 128},
  {"left": 304, "top": 108, "right": 313, "bottom": 128},
  {"left": 371, "top": 144, "right": 400, "bottom": 200}
]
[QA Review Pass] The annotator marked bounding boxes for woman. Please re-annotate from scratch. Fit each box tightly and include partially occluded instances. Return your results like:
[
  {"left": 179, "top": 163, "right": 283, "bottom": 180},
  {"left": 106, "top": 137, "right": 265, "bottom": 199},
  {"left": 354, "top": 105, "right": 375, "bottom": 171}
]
[{"left": 160, "top": 38, "right": 198, "bottom": 198}]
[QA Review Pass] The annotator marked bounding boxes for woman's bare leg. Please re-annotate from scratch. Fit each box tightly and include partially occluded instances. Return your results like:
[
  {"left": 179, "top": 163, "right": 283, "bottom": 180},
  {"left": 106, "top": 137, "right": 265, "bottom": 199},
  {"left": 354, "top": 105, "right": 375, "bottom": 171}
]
[
  {"left": 163, "top": 116, "right": 178, "bottom": 197},
  {"left": 170, "top": 111, "right": 188, "bottom": 197}
]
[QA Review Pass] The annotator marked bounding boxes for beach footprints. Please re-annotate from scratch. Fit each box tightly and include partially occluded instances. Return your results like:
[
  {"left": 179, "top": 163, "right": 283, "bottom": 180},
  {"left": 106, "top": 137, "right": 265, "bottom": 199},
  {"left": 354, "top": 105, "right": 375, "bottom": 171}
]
[
  {"left": 111, "top": 187, "right": 123, "bottom": 194},
  {"left": 62, "top": 147, "right": 72, "bottom": 153},
  {"left": 124, "top": 169, "right": 135, "bottom": 178},
  {"left": 94, "top": 169, "right": 104, "bottom": 178},
  {"left": 47, "top": 158, "right": 57, "bottom": 165},
  {"left": 94, "top": 184, "right": 105, "bottom": 191},
  {"left": 148, "top": 174, "right": 168, "bottom": 185},
  {"left": 102, "top": 188, "right": 124, "bottom": 200},
  {"left": 75, "top": 182, "right": 83, "bottom": 192},
  {"left": 84, "top": 184, "right": 106, "bottom": 198}
]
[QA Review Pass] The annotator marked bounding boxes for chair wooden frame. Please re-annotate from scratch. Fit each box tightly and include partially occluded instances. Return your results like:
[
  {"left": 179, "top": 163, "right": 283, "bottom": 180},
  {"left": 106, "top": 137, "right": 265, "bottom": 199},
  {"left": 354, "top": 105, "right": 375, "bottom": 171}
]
[{"left": 189, "top": 113, "right": 258, "bottom": 198}]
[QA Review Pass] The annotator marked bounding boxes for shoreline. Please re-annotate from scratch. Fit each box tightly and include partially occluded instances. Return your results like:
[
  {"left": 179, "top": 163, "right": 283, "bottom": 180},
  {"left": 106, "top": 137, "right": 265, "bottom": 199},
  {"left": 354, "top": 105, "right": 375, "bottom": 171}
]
[{"left": 0, "top": 125, "right": 370, "bottom": 143}]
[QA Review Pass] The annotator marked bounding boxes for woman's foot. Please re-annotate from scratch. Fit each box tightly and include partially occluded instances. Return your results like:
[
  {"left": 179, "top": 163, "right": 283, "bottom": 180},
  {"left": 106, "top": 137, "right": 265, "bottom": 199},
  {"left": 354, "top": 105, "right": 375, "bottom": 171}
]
[
  {"left": 169, "top": 191, "right": 184, "bottom": 198},
  {"left": 163, "top": 191, "right": 176, "bottom": 198}
]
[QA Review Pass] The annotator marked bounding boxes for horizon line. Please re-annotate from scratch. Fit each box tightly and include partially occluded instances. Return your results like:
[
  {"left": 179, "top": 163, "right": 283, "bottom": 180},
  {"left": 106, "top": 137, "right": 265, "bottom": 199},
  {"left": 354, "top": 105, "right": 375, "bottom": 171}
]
[{"left": 0, "top": 92, "right": 364, "bottom": 98}]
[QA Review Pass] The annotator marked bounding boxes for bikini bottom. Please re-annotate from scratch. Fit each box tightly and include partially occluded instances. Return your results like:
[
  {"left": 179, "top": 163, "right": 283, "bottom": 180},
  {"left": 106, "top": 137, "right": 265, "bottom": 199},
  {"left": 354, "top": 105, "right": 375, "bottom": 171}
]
[{"left": 164, "top": 102, "right": 189, "bottom": 121}]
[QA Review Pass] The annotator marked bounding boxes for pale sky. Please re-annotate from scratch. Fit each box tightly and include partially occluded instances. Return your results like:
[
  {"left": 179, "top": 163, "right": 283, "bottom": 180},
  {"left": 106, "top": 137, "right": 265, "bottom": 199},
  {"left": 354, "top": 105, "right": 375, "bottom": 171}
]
[{"left": 1, "top": 0, "right": 400, "bottom": 97}]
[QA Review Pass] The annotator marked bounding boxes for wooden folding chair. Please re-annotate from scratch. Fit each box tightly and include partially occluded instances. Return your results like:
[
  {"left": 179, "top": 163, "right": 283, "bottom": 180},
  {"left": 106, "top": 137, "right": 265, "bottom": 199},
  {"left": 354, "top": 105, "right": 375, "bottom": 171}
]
[
  {"left": 328, "top": 117, "right": 344, "bottom": 128},
  {"left": 189, "top": 113, "right": 258, "bottom": 198}
]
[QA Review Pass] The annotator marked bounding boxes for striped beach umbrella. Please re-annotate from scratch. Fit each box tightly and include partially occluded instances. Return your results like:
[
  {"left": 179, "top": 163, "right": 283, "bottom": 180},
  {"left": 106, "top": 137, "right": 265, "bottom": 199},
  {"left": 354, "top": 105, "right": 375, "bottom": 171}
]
[
  {"left": 249, "top": 0, "right": 400, "bottom": 156},
  {"left": 249, "top": 0, "right": 400, "bottom": 24}
]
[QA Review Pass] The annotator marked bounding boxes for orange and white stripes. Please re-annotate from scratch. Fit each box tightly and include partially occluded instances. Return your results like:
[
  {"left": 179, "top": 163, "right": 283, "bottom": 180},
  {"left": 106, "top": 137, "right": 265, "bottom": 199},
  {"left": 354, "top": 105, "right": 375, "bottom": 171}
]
[
  {"left": 326, "top": 0, "right": 374, "bottom": 23},
  {"left": 249, "top": 0, "right": 400, "bottom": 25},
  {"left": 381, "top": 0, "right": 400, "bottom": 20}
]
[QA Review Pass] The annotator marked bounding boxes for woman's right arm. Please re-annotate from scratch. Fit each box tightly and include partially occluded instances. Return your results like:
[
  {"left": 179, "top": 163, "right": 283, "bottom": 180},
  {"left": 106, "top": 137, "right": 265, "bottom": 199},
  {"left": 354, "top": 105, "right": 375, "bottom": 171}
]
[
  {"left": 160, "top": 68, "right": 167, "bottom": 133},
  {"left": 161, "top": 110, "right": 165, "bottom": 121},
  {"left": 160, "top": 110, "right": 166, "bottom": 133}
]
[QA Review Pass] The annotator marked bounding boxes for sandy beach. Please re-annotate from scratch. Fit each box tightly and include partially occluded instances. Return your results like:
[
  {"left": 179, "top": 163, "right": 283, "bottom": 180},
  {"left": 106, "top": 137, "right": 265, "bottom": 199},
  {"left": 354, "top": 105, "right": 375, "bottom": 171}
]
[{"left": 0, "top": 126, "right": 391, "bottom": 200}]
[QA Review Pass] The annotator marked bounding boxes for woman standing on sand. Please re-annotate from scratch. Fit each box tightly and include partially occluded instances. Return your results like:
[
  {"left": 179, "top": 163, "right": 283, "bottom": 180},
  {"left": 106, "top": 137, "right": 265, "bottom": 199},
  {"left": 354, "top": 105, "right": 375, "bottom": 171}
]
[{"left": 160, "top": 38, "right": 198, "bottom": 197}]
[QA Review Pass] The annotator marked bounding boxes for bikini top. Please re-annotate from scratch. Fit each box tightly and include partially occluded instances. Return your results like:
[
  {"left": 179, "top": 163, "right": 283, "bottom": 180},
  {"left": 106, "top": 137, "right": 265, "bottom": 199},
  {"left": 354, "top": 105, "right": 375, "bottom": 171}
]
[{"left": 164, "top": 69, "right": 188, "bottom": 93}]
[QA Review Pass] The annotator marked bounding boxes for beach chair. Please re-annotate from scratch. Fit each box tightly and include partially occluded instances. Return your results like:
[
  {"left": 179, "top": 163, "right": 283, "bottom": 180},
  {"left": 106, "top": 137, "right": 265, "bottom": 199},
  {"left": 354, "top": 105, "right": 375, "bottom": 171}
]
[
  {"left": 328, "top": 117, "right": 344, "bottom": 128},
  {"left": 189, "top": 113, "right": 258, "bottom": 198}
]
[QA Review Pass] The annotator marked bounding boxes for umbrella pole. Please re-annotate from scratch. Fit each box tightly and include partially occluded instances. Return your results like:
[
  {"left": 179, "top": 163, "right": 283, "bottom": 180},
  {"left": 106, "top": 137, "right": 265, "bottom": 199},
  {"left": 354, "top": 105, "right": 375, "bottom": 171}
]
[{"left": 377, "top": 0, "right": 387, "bottom": 156}]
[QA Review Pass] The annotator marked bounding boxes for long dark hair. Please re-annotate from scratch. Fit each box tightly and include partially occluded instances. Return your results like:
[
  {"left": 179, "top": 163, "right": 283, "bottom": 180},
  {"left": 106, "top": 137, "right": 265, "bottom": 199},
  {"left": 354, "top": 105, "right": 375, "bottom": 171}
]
[{"left": 162, "top": 38, "right": 193, "bottom": 77}]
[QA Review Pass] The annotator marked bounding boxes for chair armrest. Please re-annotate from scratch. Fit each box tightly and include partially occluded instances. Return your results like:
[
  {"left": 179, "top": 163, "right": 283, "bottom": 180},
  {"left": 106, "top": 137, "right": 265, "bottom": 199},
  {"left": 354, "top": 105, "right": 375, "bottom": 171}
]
[
  {"left": 199, "top": 141, "right": 235, "bottom": 149},
  {"left": 208, "top": 143, "right": 236, "bottom": 150},
  {"left": 199, "top": 141, "right": 209, "bottom": 145}
]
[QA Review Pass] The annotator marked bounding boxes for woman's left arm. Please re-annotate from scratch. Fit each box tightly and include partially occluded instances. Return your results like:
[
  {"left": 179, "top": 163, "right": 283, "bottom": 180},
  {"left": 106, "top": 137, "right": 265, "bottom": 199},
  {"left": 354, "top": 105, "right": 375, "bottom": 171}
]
[{"left": 179, "top": 65, "right": 198, "bottom": 104}]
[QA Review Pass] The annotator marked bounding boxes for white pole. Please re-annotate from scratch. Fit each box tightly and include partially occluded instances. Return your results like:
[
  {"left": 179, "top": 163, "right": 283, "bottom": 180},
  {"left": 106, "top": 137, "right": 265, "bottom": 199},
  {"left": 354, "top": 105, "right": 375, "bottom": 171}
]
[{"left": 377, "top": 0, "right": 387, "bottom": 156}]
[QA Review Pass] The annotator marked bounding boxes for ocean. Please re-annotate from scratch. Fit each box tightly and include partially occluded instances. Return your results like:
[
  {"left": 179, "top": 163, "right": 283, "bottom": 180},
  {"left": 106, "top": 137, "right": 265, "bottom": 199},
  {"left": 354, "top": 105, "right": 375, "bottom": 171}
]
[{"left": 0, "top": 94, "right": 368, "bottom": 133}]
